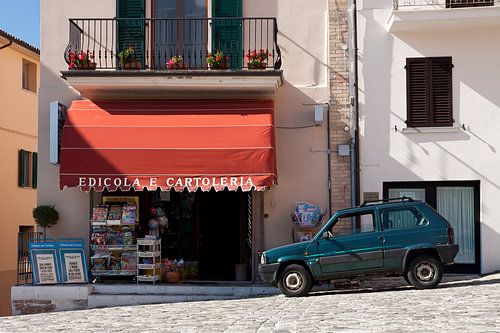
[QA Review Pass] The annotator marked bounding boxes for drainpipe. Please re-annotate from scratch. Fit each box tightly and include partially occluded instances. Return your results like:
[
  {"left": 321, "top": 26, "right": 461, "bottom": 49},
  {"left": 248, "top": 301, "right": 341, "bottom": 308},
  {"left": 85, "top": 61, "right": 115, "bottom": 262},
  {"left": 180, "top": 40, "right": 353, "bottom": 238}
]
[
  {"left": 326, "top": 103, "right": 333, "bottom": 217},
  {"left": 0, "top": 38, "right": 13, "bottom": 51},
  {"left": 348, "top": 0, "right": 360, "bottom": 206}
]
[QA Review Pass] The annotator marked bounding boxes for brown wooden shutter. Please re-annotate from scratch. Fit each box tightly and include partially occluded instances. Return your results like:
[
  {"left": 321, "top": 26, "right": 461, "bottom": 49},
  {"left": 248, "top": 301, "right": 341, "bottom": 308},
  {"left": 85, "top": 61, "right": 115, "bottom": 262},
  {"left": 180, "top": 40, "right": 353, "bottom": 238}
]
[
  {"left": 406, "top": 58, "right": 429, "bottom": 127},
  {"left": 430, "top": 57, "right": 453, "bottom": 127},
  {"left": 406, "top": 57, "right": 452, "bottom": 128}
]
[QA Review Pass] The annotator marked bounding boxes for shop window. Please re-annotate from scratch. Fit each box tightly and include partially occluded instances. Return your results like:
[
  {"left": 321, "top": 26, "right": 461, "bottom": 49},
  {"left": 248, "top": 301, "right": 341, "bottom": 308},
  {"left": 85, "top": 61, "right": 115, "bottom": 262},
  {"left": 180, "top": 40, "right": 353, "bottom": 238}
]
[
  {"left": 18, "top": 149, "right": 37, "bottom": 188},
  {"left": 406, "top": 57, "right": 453, "bottom": 128},
  {"left": 22, "top": 59, "right": 37, "bottom": 93}
]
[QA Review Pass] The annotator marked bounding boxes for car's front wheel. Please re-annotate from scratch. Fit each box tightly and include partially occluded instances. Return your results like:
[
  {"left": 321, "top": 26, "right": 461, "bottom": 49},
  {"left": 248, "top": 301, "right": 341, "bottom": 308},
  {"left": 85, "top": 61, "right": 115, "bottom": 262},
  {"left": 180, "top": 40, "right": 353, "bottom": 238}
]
[
  {"left": 277, "top": 264, "right": 312, "bottom": 297},
  {"left": 407, "top": 255, "right": 443, "bottom": 289}
]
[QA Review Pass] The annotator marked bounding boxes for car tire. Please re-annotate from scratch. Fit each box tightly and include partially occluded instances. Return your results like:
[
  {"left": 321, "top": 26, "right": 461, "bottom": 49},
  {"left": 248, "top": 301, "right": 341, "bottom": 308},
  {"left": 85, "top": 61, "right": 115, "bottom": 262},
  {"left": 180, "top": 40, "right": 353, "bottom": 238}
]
[
  {"left": 277, "top": 264, "right": 312, "bottom": 297},
  {"left": 407, "top": 255, "right": 443, "bottom": 289}
]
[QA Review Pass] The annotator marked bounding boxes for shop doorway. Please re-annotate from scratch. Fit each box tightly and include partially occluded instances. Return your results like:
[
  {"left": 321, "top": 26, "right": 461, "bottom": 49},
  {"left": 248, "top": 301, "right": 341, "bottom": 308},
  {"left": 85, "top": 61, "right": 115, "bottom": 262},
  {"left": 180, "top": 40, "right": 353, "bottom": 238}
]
[
  {"left": 197, "top": 190, "right": 248, "bottom": 280},
  {"left": 96, "top": 188, "right": 251, "bottom": 282}
]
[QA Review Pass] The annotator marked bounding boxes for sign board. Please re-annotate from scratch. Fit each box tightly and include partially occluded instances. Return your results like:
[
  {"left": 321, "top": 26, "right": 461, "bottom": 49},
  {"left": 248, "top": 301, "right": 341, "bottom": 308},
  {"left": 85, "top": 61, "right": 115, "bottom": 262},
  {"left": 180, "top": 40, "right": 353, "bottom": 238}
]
[
  {"left": 30, "top": 240, "right": 61, "bottom": 285},
  {"left": 58, "top": 239, "right": 88, "bottom": 284}
]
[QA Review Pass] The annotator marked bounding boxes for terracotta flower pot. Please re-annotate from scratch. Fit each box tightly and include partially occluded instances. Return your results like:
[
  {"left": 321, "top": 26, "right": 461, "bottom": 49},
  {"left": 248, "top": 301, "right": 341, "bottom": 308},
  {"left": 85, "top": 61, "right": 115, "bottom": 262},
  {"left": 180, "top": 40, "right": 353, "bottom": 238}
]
[
  {"left": 167, "top": 63, "right": 186, "bottom": 70},
  {"left": 165, "top": 271, "right": 181, "bottom": 283},
  {"left": 209, "top": 63, "right": 229, "bottom": 70},
  {"left": 79, "top": 62, "right": 97, "bottom": 70},
  {"left": 247, "top": 62, "right": 267, "bottom": 69},
  {"left": 122, "top": 60, "right": 142, "bottom": 70}
]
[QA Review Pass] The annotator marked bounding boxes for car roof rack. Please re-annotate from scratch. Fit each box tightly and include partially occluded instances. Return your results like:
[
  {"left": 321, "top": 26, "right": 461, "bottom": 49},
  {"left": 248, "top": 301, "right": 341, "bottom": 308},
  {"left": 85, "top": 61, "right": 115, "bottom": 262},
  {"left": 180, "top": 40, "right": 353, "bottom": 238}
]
[{"left": 358, "top": 197, "right": 414, "bottom": 207}]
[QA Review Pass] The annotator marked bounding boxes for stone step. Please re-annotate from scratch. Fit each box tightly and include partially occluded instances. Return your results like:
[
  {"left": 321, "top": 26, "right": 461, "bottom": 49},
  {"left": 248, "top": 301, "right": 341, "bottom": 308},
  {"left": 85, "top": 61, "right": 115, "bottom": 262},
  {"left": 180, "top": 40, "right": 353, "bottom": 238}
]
[
  {"left": 87, "top": 294, "right": 243, "bottom": 309},
  {"left": 91, "top": 283, "right": 280, "bottom": 297}
]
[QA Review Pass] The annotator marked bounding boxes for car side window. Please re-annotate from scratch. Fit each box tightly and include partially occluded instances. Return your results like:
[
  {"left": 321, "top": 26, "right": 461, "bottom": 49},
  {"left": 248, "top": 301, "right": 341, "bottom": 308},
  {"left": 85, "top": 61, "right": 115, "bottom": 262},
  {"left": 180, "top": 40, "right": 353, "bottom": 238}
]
[
  {"left": 329, "top": 211, "right": 375, "bottom": 237},
  {"left": 380, "top": 206, "right": 429, "bottom": 230}
]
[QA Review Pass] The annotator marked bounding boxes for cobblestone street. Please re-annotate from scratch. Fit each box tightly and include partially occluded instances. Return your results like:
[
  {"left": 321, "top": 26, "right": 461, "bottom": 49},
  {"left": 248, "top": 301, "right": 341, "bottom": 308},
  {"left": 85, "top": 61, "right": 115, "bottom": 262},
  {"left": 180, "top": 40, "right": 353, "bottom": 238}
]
[{"left": 1, "top": 274, "right": 499, "bottom": 333}]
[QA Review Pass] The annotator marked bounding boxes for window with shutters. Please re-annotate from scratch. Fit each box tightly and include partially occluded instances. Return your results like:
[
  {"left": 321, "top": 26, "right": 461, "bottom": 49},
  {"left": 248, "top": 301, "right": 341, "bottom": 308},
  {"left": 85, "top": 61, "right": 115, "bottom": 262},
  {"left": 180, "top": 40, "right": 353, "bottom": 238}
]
[
  {"left": 19, "top": 149, "right": 37, "bottom": 189},
  {"left": 406, "top": 57, "right": 453, "bottom": 128}
]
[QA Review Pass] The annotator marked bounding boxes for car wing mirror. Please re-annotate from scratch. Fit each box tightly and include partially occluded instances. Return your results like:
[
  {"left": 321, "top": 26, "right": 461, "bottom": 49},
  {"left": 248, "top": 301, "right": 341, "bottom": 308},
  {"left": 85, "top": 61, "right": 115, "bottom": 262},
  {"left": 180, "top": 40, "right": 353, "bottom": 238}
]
[{"left": 322, "top": 231, "right": 331, "bottom": 239}]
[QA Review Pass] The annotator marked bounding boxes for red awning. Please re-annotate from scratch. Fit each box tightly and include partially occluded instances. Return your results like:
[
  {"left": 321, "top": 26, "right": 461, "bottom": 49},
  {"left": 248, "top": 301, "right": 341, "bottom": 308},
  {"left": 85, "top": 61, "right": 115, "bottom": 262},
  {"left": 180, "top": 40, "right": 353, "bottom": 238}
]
[{"left": 59, "top": 100, "right": 276, "bottom": 192}]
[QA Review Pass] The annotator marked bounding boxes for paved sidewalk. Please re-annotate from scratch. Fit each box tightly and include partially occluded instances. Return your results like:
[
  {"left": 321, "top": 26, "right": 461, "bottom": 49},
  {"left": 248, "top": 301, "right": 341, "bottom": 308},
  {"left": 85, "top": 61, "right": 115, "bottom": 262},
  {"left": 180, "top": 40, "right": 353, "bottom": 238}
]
[{"left": 1, "top": 273, "right": 499, "bottom": 332}]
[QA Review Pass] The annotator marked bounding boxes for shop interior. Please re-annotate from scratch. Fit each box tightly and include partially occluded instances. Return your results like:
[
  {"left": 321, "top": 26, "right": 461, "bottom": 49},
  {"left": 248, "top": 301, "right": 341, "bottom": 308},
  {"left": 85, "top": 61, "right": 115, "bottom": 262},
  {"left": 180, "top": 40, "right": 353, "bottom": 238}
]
[{"left": 90, "top": 189, "right": 252, "bottom": 283}]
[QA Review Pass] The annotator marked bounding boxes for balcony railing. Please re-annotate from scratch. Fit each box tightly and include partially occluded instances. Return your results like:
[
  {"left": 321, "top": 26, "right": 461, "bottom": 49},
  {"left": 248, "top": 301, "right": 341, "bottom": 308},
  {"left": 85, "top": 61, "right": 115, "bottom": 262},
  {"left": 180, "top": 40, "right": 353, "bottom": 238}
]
[
  {"left": 65, "top": 17, "right": 281, "bottom": 71},
  {"left": 394, "top": 0, "right": 496, "bottom": 9}
]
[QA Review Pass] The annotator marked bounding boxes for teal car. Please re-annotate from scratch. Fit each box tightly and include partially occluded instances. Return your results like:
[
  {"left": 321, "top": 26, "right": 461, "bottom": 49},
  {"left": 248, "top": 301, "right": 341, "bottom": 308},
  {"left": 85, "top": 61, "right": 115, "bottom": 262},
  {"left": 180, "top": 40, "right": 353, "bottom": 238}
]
[{"left": 258, "top": 198, "right": 459, "bottom": 297}]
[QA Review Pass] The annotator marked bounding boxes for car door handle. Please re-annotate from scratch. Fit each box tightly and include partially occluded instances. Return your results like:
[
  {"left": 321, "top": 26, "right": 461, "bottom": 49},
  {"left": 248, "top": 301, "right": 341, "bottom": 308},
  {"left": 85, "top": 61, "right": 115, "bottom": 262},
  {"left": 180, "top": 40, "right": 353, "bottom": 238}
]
[{"left": 378, "top": 236, "right": 386, "bottom": 244}]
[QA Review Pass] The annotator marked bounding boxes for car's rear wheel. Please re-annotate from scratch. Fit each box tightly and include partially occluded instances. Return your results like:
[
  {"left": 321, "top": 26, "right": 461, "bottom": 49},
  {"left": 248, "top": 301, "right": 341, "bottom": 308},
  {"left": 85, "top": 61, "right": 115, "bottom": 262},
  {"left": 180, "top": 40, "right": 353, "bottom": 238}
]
[
  {"left": 277, "top": 264, "right": 312, "bottom": 297},
  {"left": 407, "top": 255, "right": 443, "bottom": 289}
]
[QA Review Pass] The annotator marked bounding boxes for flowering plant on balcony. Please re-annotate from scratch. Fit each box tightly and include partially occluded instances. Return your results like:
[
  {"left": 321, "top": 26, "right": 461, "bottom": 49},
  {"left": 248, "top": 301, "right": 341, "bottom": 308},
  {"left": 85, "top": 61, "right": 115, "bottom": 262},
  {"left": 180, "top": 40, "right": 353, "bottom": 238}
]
[
  {"left": 246, "top": 49, "right": 271, "bottom": 69},
  {"left": 167, "top": 55, "right": 185, "bottom": 69},
  {"left": 68, "top": 51, "right": 96, "bottom": 70},
  {"left": 118, "top": 46, "right": 141, "bottom": 69},
  {"left": 206, "top": 50, "right": 229, "bottom": 69}
]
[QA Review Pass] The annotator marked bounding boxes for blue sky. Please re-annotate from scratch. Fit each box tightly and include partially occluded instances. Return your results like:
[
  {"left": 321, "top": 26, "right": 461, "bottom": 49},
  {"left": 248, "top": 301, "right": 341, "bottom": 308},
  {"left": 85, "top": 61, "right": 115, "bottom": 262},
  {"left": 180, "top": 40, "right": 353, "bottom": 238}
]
[{"left": 0, "top": 0, "right": 40, "bottom": 48}]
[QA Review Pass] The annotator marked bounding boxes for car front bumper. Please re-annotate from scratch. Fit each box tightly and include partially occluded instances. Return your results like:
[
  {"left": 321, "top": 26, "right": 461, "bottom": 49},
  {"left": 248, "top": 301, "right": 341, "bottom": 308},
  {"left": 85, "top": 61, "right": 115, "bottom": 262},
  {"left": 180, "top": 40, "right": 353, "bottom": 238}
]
[
  {"left": 258, "top": 263, "right": 280, "bottom": 284},
  {"left": 436, "top": 244, "right": 460, "bottom": 265}
]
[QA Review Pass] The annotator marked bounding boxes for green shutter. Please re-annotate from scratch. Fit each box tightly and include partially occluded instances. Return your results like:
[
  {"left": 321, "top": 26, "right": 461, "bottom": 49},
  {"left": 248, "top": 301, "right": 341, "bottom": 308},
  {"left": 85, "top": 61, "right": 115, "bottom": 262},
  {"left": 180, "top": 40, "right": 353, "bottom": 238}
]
[
  {"left": 212, "top": 0, "right": 242, "bottom": 69},
  {"left": 32, "top": 152, "right": 38, "bottom": 189},
  {"left": 18, "top": 149, "right": 26, "bottom": 187},
  {"left": 117, "top": 0, "right": 145, "bottom": 68}
]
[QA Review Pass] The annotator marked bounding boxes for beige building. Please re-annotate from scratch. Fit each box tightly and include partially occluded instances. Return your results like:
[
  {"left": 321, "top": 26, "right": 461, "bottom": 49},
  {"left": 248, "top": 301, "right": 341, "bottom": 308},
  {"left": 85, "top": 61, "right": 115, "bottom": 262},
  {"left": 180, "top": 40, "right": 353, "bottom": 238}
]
[
  {"left": 32, "top": 0, "right": 330, "bottom": 312},
  {"left": 0, "top": 30, "right": 39, "bottom": 316}
]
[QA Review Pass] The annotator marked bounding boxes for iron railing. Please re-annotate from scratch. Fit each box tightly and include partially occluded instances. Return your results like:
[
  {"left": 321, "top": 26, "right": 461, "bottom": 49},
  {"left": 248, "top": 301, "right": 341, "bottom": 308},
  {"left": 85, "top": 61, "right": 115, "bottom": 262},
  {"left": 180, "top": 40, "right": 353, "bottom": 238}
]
[
  {"left": 17, "top": 231, "right": 43, "bottom": 285},
  {"left": 65, "top": 17, "right": 281, "bottom": 70},
  {"left": 394, "top": 0, "right": 496, "bottom": 9}
]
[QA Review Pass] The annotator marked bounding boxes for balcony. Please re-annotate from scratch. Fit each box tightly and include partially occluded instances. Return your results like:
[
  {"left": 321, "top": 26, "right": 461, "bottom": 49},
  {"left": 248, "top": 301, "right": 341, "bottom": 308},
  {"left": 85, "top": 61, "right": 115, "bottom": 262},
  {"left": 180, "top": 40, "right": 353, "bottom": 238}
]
[
  {"left": 61, "top": 17, "right": 283, "bottom": 100},
  {"left": 388, "top": 0, "right": 500, "bottom": 32}
]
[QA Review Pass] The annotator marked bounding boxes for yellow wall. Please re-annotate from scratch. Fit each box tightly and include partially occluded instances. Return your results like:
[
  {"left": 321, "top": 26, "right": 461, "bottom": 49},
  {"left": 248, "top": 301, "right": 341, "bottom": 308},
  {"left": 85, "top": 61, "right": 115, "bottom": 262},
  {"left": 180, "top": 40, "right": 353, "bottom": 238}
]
[{"left": 0, "top": 37, "right": 39, "bottom": 316}]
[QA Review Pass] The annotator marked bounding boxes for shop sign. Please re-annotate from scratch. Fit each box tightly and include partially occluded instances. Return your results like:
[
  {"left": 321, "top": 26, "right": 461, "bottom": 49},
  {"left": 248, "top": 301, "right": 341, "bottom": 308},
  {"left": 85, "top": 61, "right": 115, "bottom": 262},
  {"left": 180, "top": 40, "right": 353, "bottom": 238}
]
[
  {"left": 77, "top": 176, "right": 256, "bottom": 190},
  {"left": 58, "top": 239, "right": 88, "bottom": 284},
  {"left": 30, "top": 239, "right": 88, "bottom": 285},
  {"left": 30, "top": 240, "right": 61, "bottom": 285}
]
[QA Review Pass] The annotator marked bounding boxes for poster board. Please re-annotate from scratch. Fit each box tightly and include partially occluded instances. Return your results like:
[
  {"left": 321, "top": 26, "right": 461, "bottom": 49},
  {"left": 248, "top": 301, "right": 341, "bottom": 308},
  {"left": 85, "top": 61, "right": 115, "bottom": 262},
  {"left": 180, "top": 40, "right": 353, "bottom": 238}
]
[
  {"left": 29, "top": 240, "right": 61, "bottom": 285},
  {"left": 102, "top": 196, "right": 140, "bottom": 221},
  {"left": 58, "top": 239, "right": 88, "bottom": 284}
]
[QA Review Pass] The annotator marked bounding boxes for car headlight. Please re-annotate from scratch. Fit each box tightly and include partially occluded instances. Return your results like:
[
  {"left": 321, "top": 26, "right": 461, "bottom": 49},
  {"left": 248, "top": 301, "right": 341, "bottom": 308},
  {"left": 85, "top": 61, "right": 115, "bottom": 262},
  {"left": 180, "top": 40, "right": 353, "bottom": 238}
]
[{"left": 260, "top": 253, "right": 267, "bottom": 265}]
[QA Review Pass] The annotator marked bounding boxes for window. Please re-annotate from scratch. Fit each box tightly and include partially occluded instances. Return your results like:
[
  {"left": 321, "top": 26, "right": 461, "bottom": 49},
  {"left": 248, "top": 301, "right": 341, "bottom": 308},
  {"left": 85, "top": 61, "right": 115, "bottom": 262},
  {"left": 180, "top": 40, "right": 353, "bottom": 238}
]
[
  {"left": 446, "top": 0, "right": 494, "bottom": 8},
  {"left": 18, "top": 149, "right": 37, "bottom": 188},
  {"left": 406, "top": 57, "right": 452, "bottom": 128},
  {"left": 329, "top": 212, "right": 375, "bottom": 237},
  {"left": 22, "top": 59, "right": 37, "bottom": 93},
  {"left": 380, "top": 207, "right": 428, "bottom": 231}
]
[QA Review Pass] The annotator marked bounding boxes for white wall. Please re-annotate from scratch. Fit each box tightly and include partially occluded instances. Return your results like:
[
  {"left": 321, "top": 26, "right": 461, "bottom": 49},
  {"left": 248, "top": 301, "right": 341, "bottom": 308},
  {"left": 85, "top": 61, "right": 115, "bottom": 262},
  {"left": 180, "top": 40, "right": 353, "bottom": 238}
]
[
  {"left": 40, "top": 1, "right": 330, "bottom": 252},
  {"left": 358, "top": 5, "right": 500, "bottom": 273}
]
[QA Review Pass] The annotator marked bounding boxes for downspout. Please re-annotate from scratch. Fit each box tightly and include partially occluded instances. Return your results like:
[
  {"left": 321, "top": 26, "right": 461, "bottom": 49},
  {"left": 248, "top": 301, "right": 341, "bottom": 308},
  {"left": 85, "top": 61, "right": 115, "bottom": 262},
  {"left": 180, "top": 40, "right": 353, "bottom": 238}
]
[
  {"left": 0, "top": 38, "right": 13, "bottom": 51},
  {"left": 348, "top": 0, "right": 360, "bottom": 206},
  {"left": 326, "top": 103, "right": 333, "bottom": 217}
]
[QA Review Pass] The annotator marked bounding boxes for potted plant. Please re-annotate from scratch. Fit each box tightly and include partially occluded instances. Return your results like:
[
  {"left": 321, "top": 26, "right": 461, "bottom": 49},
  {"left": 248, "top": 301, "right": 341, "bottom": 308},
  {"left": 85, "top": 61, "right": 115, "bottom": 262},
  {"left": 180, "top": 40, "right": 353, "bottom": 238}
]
[
  {"left": 32, "top": 205, "right": 59, "bottom": 240},
  {"left": 206, "top": 50, "right": 229, "bottom": 69},
  {"left": 162, "top": 259, "right": 183, "bottom": 283},
  {"left": 167, "top": 55, "right": 185, "bottom": 69},
  {"left": 246, "top": 49, "right": 271, "bottom": 69},
  {"left": 118, "top": 46, "right": 141, "bottom": 70},
  {"left": 68, "top": 51, "right": 96, "bottom": 70}
]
